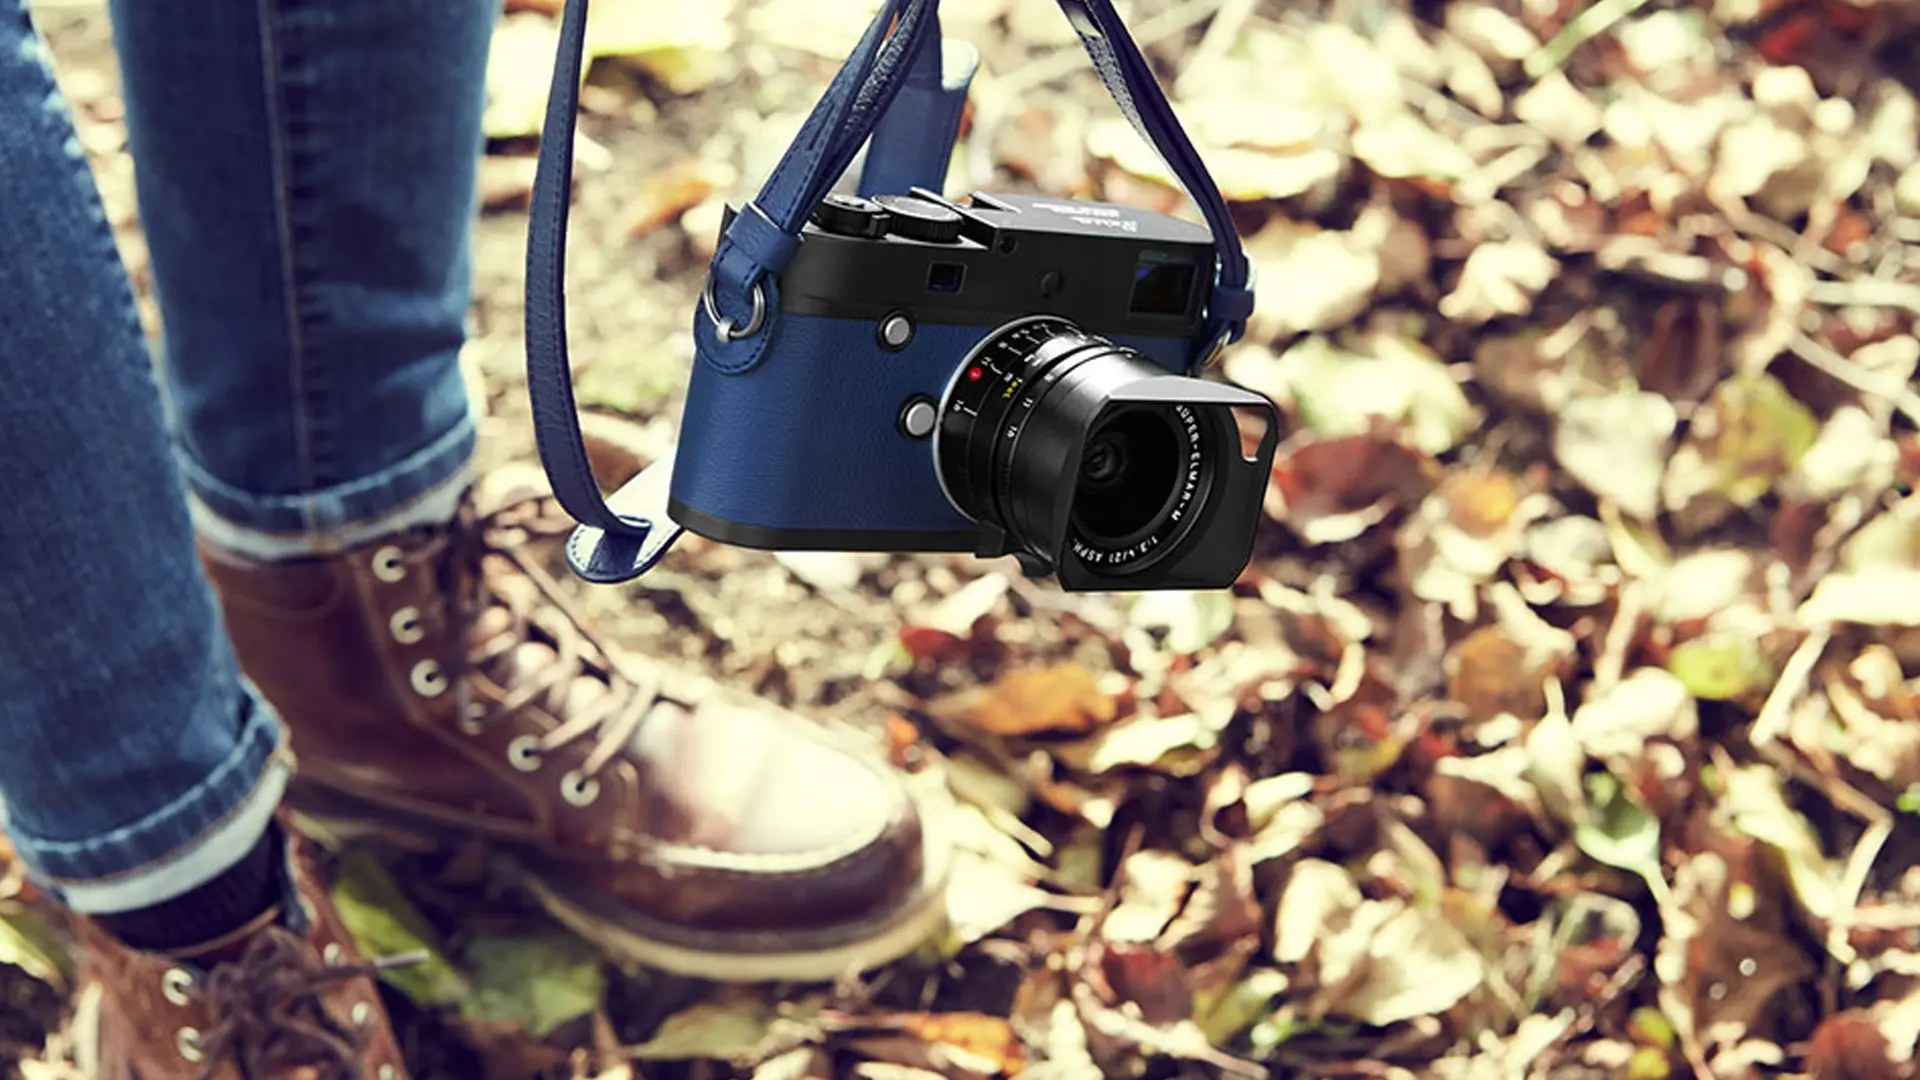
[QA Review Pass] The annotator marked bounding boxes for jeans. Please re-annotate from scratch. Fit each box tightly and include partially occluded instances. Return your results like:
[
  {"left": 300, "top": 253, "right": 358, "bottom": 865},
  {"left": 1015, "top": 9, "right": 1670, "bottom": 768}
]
[{"left": 0, "top": 0, "right": 494, "bottom": 912}]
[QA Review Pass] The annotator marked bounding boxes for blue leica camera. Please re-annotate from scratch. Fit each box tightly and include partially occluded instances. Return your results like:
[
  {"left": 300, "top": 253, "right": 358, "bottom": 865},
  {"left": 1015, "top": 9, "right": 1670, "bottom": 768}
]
[
  {"left": 669, "top": 189, "right": 1278, "bottom": 590},
  {"left": 524, "top": 0, "right": 1277, "bottom": 592}
]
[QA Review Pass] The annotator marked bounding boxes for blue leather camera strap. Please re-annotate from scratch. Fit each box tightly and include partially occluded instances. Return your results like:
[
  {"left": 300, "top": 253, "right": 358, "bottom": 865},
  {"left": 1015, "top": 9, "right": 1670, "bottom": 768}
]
[{"left": 524, "top": 0, "right": 1256, "bottom": 574}]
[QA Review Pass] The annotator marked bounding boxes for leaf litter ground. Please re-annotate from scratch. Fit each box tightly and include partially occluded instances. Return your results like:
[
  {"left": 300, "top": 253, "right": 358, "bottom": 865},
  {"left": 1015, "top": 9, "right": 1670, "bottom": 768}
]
[{"left": 8, "top": 0, "right": 1920, "bottom": 1077}]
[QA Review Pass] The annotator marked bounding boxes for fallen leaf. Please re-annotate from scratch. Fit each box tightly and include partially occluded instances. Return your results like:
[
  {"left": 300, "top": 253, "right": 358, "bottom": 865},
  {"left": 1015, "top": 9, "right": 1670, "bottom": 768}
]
[
  {"left": 459, "top": 932, "right": 604, "bottom": 1039},
  {"left": 1120, "top": 592, "right": 1232, "bottom": 664},
  {"left": 1340, "top": 902, "right": 1489, "bottom": 1025},
  {"left": 1270, "top": 431, "right": 1440, "bottom": 545},
  {"left": 1664, "top": 372, "right": 1820, "bottom": 512},
  {"left": 775, "top": 550, "right": 879, "bottom": 592},
  {"left": 1103, "top": 850, "right": 1195, "bottom": 944},
  {"left": 585, "top": 0, "right": 736, "bottom": 93},
  {"left": 882, "top": 1012, "right": 1026, "bottom": 1076},
  {"left": 1197, "top": 968, "right": 1290, "bottom": 1046},
  {"left": 1273, "top": 333, "right": 1478, "bottom": 456},
  {"left": 1554, "top": 390, "right": 1678, "bottom": 520},
  {"left": 1439, "top": 240, "right": 1559, "bottom": 325},
  {"left": 928, "top": 663, "right": 1119, "bottom": 737},
  {"left": 626, "top": 158, "right": 728, "bottom": 238},
  {"left": 1273, "top": 859, "right": 1362, "bottom": 964},
  {"left": 1573, "top": 771, "right": 1664, "bottom": 888},
  {"left": 1806, "top": 1011, "right": 1902, "bottom": 1080},
  {"left": 1080, "top": 712, "right": 1222, "bottom": 776},
  {"left": 629, "top": 994, "right": 826, "bottom": 1065},
  {"left": 1242, "top": 220, "right": 1382, "bottom": 340},
  {"left": 328, "top": 850, "right": 470, "bottom": 1006},
  {"left": 483, "top": 15, "right": 563, "bottom": 140},
  {"left": 0, "top": 905, "right": 69, "bottom": 988},
  {"left": 1667, "top": 631, "right": 1774, "bottom": 701},
  {"left": 1571, "top": 667, "right": 1699, "bottom": 761}
]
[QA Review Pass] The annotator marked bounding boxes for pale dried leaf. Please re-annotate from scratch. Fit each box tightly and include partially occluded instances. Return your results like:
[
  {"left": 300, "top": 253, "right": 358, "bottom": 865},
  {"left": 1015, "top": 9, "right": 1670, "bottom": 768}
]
[
  {"left": 1340, "top": 904, "right": 1488, "bottom": 1024},
  {"left": 1553, "top": 391, "right": 1677, "bottom": 520},
  {"left": 1571, "top": 667, "right": 1699, "bottom": 760},
  {"left": 1274, "top": 859, "right": 1362, "bottom": 964},
  {"left": 1439, "top": 241, "right": 1559, "bottom": 324}
]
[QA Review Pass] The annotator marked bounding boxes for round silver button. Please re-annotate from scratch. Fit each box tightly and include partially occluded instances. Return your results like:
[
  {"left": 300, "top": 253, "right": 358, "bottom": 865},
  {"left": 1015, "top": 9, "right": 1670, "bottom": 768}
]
[
  {"left": 900, "top": 399, "right": 938, "bottom": 439},
  {"left": 880, "top": 313, "right": 914, "bottom": 349}
]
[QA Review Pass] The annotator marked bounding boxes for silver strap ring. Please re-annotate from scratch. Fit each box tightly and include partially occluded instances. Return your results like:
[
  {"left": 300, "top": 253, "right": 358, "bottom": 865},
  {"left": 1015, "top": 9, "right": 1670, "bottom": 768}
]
[{"left": 702, "top": 276, "right": 769, "bottom": 342}]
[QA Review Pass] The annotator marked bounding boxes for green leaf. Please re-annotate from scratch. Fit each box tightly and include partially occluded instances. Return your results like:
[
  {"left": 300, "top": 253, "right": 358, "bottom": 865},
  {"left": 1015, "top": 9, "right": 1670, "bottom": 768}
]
[
  {"left": 629, "top": 994, "right": 827, "bottom": 1065},
  {"left": 1573, "top": 772, "right": 1661, "bottom": 882},
  {"left": 1698, "top": 372, "right": 1820, "bottom": 507},
  {"left": 0, "top": 905, "right": 71, "bottom": 987},
  {"left": 1275, "top": 333, "right": 1478, "bottom": 455},
  {"left": 1199, "top": 969, "right": 1290, "bottom": 1046},
  {"left": 574, "top": 351, "right": 684, "bottom": 414},
  {"left": 1667, "top": 631, "right": 1773, "bottom": 700},
  {"left": 328, "top": 849, "right": 469, "bottom": 1006},
  {"left": 459, "top": 931, "right": 605, "bottom": 1039}
]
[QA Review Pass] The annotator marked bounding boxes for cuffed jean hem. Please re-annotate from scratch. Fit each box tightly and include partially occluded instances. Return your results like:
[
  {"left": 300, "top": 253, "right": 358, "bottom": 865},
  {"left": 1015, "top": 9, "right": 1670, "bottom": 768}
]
[
  {"left": 7, "top": 687, "right": 290, "bottom": 914},
  {"left": 179, "top": 415, "right": 477, "bottom": 556}
]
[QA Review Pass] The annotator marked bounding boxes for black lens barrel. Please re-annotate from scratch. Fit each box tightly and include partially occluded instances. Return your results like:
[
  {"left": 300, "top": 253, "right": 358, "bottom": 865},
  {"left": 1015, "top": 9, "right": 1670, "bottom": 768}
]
[{"left": 935, "top": 316, "right": 1217, "bottom": 578}]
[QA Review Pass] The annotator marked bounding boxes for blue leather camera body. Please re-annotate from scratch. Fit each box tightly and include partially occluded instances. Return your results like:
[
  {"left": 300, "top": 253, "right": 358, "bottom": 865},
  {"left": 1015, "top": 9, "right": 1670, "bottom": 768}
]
[
  {"left": 525, "top": 0, "right": 1276, "bottom": 591},
  {"left": 669, "top": 190, "right": 1220, "bottom": 553}
]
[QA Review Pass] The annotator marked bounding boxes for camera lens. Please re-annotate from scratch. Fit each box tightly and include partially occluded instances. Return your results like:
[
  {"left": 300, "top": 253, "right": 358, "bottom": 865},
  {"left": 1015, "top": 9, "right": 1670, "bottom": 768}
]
[
  {"left": 933, "top": 316, "right": 1215, "bottom": 577},
  {"left": 1071, "top": 406, "right": 1188, "bottom": 544}
]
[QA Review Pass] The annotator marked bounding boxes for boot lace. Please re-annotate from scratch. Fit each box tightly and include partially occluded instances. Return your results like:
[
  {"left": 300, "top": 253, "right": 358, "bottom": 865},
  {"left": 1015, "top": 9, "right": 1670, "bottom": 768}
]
[
  {"left": 437, "top": 493, "right": 664, "bottom": 789},
  {"left": 181, "top": 926, "right": 420, "bottom": 1080}
]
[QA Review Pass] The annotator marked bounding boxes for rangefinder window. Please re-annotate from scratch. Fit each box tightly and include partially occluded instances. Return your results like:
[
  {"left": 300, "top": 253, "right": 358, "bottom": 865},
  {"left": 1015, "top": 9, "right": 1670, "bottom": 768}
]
[{"left": 1128, "top": 253, "right": 1197, "bottom": 317}]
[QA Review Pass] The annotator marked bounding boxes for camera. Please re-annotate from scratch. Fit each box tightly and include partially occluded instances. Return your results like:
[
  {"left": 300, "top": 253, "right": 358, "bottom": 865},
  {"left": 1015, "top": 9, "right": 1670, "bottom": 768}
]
[{"left": 666, "top": 187, "right": 1280, "bottom": 591}]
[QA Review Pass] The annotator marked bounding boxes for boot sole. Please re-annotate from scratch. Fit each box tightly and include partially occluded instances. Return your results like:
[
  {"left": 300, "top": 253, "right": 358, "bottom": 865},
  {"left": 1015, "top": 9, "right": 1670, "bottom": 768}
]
[{"left": 283, "top": 771, "right": 955, "bottom": 984}]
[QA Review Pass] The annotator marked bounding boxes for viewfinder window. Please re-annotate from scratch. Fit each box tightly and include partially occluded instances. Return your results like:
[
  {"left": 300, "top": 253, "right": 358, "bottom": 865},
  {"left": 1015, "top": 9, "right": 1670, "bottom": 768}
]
[{"left": 1129, "top": 253, "right": 1196, "bottom": 316}]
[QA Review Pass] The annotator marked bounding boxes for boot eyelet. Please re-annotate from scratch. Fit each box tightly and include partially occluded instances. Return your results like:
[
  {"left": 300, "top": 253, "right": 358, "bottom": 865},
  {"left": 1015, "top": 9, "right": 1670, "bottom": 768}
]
[
  {"left": 176, "top": 1027, "right": 203, "bottom": 1062},
  {"left": 371, "top": 545, "right": 407, "bottom": 584},
  {"left": 560, "top": 770, "right": 601, "bottom": 807},
  {"left": 380, "top": 1066, "right": 398, "bottom": 1080},
  {"left": 323, "top": 943, "right": 345, "bottom": 965},
  {"left": 161, "top": 967, "right": 193, "bottom": 1006},
  {"left": 458, "top": 701, "right": 488, "bottom": 735},
  {"left": 410, "top": 659, "right": 447, "bottom": 698},
  {"left": 352, "top": 1000, "right": 372, "bottom": 1026},
  {"left": 389, "top": 606, "right": 424, "bottom": 645},
  {"left": 508, "top": 736, "right": 544, "bottom": 772}
]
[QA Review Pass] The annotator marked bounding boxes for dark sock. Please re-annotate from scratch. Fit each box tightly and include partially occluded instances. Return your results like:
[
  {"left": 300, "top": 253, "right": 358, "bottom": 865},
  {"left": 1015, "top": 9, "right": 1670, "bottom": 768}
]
[{"left": 99, "top": 822, "right": 284, "bottom": 952}]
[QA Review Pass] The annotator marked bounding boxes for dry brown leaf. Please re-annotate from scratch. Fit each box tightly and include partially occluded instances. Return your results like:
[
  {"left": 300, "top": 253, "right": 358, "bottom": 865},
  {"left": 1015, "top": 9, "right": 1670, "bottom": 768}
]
[
  {"left": 928, "top": 664, "right": 1119, "bottom": 738},
  {"left": 625, "top": 158, "right": 726, "bottom": 238},
  {"left": 882, "top": 1013, "right": 1027, "bottom": 1077}
]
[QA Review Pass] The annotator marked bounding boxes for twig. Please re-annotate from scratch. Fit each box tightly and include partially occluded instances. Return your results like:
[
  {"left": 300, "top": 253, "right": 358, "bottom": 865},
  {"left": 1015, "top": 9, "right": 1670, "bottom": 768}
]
[
  {"left": 1788, "top": 331, "right": 1920, "bottom": 428},
  {"left": 1750, "top": 626, "right": 1828, "bottom": 747},
  {"left": 1524, "top": 0, "right": 1656, "bottom": 79},
  {"left": 1804, "top": 278, "right": 1920, "bottom": 317},
  {"left": 1180, "top": 0, "right": 1259, "bottom": 88},
  {"left": 1826, "top": 816, "right": 1893, "bottom": 964}
]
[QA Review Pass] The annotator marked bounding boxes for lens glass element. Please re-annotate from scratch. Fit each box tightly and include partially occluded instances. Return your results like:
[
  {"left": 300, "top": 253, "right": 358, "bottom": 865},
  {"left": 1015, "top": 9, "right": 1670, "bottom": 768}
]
[{"left": 1068, "top": 404, "right": 1202, "bottom": 567}]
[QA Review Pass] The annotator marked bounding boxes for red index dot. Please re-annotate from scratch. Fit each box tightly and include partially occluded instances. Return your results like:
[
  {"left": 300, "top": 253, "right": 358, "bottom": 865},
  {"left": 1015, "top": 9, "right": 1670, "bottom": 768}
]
[{"left": 967, "top": 366, "right": 984, "bottom": 381}]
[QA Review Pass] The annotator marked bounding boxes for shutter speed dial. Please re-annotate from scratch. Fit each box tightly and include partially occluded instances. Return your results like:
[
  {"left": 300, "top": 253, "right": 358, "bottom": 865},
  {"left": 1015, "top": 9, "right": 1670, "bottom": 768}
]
[
  {"left": 874, "top": 195, "right": 963, "bottom": 244},
  {"left": 810, "top": 194, "right": 890, "bottom": 238}
]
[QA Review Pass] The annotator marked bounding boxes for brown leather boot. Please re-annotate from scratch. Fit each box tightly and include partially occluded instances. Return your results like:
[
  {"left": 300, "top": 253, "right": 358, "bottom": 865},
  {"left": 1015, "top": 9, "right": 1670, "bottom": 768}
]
[
  {"left": 196, "top": 491, "right": 949, "bottom": 983},
  {"left": 73, "top": 826, "right": 410, "bottom": 1079}
]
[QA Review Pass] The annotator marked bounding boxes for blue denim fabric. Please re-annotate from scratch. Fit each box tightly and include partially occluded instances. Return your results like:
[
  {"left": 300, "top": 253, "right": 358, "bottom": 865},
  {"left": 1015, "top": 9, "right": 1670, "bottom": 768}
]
[
  {"left": 111, "top": 0, "right": 492, "bottom": 537},
  {"left": 0, "top": 0, "right": 492, "bottom": 911}
]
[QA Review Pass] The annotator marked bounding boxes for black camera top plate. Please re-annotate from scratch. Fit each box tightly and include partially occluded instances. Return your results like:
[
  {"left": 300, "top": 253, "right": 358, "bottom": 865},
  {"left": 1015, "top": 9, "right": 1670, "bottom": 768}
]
[{"left": 774, "top": 189, "right": 1217, "bottom": 337}]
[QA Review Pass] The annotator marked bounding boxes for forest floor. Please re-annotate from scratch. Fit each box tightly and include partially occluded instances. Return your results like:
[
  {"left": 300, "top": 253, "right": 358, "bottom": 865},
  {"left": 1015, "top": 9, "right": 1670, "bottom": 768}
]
[{"left": 6, "top": 0, "right": 1920, "bottom": 1077}]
